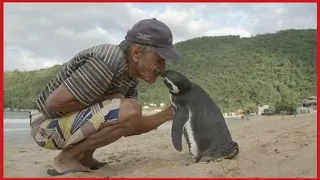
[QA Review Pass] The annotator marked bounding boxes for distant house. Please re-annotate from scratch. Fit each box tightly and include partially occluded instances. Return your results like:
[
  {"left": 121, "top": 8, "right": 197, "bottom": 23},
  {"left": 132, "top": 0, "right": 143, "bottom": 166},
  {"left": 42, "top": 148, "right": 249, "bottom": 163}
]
[
  {"left": 257, "top": 104, "right": 270, "bottom": 115},
  {"left": 302, "top": 96, "right": 317, "bottom": 110}
]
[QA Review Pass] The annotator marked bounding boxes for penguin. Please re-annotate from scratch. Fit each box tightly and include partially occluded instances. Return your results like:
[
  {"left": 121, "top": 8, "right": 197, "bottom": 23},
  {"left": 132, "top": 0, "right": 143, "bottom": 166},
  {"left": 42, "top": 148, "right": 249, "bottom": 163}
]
[{"left": 159, "top": 70, "right": 239, "bottom": 163}]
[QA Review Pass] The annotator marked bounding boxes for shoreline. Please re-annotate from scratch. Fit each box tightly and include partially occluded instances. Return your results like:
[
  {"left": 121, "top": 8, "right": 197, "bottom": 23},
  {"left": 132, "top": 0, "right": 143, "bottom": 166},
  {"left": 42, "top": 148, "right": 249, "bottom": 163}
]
[
  {"left": 4, "top": 112, "right": 317, "bottom": 178},
  {"left": 3, "top": 116, "right": 245, "bottom": 145}
]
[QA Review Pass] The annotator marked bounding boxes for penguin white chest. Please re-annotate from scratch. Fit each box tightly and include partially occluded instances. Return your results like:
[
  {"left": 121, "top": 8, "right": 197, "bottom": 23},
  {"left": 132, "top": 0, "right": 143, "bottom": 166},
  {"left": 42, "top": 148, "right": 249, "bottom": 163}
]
[
  {"left": 169, "top": 93, "right": 198, "bottom": 156},
  {"left": 184, "top": 110, "right": 199, "bottom": 156}
]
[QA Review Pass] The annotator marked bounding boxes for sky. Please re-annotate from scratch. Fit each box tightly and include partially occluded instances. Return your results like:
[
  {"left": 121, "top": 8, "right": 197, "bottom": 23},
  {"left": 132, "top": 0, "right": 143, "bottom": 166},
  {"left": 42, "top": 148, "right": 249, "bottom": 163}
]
[{"left": 4, "top": 3, "right": 317, "bottom": 71}]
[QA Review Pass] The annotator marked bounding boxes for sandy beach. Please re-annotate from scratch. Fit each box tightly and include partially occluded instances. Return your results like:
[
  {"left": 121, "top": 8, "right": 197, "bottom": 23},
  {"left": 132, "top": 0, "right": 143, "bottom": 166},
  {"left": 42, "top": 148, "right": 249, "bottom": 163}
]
[{"left": 4, "top": 112, "right": 317, "bottom": 178}]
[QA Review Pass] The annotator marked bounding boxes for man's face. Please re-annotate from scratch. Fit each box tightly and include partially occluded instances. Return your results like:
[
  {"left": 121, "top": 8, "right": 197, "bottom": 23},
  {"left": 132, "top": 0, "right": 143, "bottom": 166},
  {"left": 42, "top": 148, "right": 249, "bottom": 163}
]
[{"left": 131, "top": 45, "right": 166, "bottom": 84}]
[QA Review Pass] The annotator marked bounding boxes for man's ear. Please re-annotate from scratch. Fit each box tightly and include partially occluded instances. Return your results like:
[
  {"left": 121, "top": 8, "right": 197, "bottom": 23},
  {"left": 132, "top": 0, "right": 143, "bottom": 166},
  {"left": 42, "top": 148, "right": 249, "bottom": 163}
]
[{"left": 131, "top": 44, "right": 141, "bottom": 63}]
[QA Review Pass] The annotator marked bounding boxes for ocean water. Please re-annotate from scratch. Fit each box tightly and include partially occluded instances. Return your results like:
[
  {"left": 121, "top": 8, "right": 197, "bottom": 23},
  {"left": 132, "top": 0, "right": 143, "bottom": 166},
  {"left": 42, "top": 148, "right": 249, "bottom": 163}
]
[
  {"left": 3, "top": 110, "right": 172, "bottom": 133},
  {"left": 4, "top": 111, "right": 32, "bottom": 144},
  {"left": 3, "top": 110, "right": 243, "bottom": 144},
  {"left": 4, "top": 111, "right": 30, "bottom": 131}
]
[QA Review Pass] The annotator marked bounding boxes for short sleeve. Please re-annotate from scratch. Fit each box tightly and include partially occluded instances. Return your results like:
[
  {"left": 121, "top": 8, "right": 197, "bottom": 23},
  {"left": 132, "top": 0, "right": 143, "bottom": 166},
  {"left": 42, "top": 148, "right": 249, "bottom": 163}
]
[{"left": 63, "top": 57, "right": 116, "bottom": 106}]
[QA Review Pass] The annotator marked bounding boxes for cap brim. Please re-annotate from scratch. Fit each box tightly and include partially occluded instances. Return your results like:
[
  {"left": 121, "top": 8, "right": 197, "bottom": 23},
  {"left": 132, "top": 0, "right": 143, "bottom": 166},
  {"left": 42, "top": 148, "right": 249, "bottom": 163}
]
[{"left": 153, "top": 47, "right": 182, "bottom": 62}]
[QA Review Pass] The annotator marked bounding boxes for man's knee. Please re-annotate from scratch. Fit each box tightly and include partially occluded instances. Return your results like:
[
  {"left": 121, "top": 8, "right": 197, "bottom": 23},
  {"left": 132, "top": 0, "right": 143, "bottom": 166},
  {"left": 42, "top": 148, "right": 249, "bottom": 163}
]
[
  {"left": 117, "top": 99, "right": 142, "bottom": 134},
  {"left": 119, "top": 98, "right": 142, "bottom": 117}
]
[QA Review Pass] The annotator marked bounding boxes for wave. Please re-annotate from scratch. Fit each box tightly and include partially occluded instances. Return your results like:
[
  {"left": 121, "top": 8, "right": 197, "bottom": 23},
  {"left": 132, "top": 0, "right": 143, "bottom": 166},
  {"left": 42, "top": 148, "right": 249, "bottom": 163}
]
[
  {"left": 4, "top": 119, "right": 30, "bottom": 124},
  {"left": 4, "top": 128, "right": 30, "bottom": 132}
]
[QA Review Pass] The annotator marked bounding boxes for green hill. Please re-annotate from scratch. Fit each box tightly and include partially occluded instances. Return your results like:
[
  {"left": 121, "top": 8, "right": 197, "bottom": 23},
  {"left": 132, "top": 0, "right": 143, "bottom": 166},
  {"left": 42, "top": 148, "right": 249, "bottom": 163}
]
[{"left": 4, "top": 29, "right": 316, "bottom": 112}]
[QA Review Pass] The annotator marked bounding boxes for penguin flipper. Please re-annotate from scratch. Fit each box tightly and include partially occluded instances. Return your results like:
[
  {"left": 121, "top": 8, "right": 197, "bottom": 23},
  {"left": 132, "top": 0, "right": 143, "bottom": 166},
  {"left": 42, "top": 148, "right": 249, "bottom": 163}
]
[{"left": 171, "top": 105, "right": 189, "bottom": 152}]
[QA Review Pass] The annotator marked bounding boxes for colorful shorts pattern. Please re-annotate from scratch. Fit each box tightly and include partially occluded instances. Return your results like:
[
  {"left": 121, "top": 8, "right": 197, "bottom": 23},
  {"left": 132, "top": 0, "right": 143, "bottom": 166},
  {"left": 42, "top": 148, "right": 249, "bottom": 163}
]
[{"left": 30, "top": 99, "right": 121, "bottom": 150}]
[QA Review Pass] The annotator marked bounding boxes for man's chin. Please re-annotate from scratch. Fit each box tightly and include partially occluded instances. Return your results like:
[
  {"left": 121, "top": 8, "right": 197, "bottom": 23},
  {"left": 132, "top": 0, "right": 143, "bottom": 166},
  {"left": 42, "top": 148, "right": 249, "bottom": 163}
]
[
  {"left": 140, "top": 76, "right": 157, "bottom": 84},
  {"left": 143, "top": 78, "right": 157, "bottom": 84},
  {"left": 139, "top": 73, "right": 158, "bottom": 84}
]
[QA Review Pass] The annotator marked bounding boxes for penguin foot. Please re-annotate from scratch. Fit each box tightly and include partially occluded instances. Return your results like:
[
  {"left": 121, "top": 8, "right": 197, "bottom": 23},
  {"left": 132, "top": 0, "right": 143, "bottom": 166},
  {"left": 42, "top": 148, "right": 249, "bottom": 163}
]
[
  {"left": 194, "top": 156, "right": 222, "bottom": 163},
  {"left": 224, "top": 142, "right": 239, "bottom": 159}
]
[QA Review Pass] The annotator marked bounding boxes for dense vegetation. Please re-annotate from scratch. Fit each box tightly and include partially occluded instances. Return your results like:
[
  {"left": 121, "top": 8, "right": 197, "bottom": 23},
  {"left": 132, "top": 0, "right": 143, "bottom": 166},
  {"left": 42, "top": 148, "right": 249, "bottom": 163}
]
[{"left": 4, "top": 29, "right": 316, "bottom": 113}]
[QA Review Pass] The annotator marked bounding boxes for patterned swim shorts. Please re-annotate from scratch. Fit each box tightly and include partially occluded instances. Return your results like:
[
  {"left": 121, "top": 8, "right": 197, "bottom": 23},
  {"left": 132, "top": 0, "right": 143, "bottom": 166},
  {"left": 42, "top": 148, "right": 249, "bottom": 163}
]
[{"left": 30, "top": 99, "right": 121, "bottom": 150}]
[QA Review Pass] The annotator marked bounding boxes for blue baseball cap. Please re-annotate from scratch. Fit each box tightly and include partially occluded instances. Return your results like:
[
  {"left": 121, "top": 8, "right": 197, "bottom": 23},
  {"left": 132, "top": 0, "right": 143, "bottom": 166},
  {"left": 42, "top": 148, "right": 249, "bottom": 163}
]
[{"left": 125, "top": 18, "right": 183, "bottom": 62}]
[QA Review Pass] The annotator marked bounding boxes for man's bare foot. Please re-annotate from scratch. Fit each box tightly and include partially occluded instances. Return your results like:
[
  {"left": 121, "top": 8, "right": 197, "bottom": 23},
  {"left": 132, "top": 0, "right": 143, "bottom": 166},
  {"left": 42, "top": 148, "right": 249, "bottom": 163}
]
[
  {"left": 81, "top": 157, "right": 107, "bottom": 170},
  {"left": 48, "top": 154, "right": 91, "bottom": 176},
  {"left": 78, "top": 154, "right": 107, "bottom": 170}
]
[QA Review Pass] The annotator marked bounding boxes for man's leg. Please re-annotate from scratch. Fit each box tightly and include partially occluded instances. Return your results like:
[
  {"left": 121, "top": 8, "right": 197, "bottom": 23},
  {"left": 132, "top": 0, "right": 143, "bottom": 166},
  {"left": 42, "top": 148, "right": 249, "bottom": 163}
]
[{"left": 50, "top": 98, "right": 142, "bottom": 174}]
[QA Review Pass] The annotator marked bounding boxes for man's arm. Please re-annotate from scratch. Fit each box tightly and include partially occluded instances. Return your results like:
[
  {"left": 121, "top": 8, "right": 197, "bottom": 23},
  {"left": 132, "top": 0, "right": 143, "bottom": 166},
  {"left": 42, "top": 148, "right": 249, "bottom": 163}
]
[
  {"left": 125, "top": 105, "right": 174, "bottom": 137},
  {"left": 123, "top": 80, "right": 175, "bottom": 136},
  {"left": 96, "top": 93, "right": 125, "bottom": 102},
  {"left": 46, "top": 57, "right": 117, "bottom": 113}
]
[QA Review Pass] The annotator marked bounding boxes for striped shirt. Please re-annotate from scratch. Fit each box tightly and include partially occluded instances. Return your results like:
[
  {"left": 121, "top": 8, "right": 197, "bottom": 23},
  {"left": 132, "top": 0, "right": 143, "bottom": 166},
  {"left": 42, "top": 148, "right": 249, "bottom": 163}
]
[{"left": 34, "top": 44, "right": 139, "bottom": 119}]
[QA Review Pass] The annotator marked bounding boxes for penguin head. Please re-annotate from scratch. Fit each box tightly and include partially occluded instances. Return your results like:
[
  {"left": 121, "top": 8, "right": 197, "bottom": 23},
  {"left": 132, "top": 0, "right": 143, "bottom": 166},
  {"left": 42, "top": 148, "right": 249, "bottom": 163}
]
[{"left": 159, "top": 70, "right": 192, "bottom": 95}]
